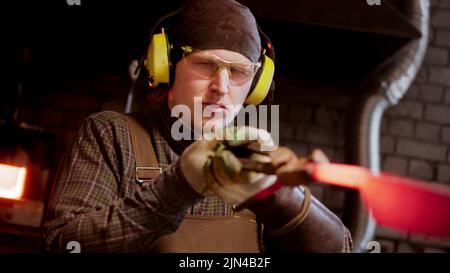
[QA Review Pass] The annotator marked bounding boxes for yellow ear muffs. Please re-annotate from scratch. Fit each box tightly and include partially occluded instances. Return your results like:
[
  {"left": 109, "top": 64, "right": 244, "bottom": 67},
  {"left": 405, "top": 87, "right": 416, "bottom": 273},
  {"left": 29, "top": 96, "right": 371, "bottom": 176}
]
[
  {"left": 244, "top": 54, "right": 275, "bottom": 105},
  {"left": 145, "top": 28, "right": 171, "bottom": 87}
]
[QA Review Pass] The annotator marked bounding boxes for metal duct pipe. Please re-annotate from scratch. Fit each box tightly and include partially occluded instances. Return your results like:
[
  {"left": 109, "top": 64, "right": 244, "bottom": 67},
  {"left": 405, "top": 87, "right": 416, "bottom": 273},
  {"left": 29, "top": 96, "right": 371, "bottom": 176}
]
[{"left": 345, "top": 0, "right": 429, "bottom": 253}]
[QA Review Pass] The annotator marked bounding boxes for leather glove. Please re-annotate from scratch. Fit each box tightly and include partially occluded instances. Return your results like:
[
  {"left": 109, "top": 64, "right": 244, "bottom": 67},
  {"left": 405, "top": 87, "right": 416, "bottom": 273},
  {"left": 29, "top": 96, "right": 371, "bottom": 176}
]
[
  {"left": 273, "top": 149, "right": 329, "bottom": 186},
  {"left": 180, "top": 126, "right": 278, "bottom": 205},
  {"left": 238, "top": 148, "right": 330, "bottom": 185}
]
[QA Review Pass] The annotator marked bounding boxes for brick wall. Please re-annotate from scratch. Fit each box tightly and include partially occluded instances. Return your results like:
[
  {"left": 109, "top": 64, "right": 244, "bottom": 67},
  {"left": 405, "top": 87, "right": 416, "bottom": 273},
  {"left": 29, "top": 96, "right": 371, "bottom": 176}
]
[
  {"left": 274, "top": 78, "right": 351, "bottom": 219},
  {"left": 373, "top": 0, "right": 450, "bottom": 252}
]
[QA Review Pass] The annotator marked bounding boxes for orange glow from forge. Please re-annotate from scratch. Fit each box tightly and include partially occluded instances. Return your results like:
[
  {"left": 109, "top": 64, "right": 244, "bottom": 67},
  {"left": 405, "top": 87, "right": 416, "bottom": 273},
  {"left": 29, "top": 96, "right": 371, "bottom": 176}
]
[{"left": 0, "top": 163, "right": 27, "bottom": 200}]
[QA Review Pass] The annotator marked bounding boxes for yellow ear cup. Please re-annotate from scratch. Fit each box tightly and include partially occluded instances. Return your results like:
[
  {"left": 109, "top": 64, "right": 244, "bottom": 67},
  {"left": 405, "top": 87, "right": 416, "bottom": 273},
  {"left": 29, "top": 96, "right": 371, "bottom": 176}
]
[
  {"left": 145, "top": 30, "right": 170, "bottom": 87},
  {"left": 244, "top": 55, "right": 275, "bottom": 105}
]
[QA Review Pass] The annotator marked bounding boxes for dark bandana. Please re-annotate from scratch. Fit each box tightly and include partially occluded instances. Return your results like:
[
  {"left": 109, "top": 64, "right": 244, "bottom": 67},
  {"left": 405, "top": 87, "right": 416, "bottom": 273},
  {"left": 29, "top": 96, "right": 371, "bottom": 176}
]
[{"left": 170, "top": 0, "right": 262, "bottom": 62}]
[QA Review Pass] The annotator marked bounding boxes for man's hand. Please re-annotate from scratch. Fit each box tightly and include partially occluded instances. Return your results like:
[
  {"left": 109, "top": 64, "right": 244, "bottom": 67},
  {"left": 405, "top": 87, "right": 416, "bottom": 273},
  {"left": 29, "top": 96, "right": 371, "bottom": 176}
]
[
  {"left": 179, "top": 138, "right": 220, "bottom": 195},
  {"left": 181, "top": 124, "right": 330, "bottom": 205},
  {"left": 237, "top": 147, "right": 330, "bottom": 186},
  {"left": 271, "top": 149, "right": 329, "bottom": 186},
  {"left": 180, "top": 126, "right": 278, "bottom": 204}
]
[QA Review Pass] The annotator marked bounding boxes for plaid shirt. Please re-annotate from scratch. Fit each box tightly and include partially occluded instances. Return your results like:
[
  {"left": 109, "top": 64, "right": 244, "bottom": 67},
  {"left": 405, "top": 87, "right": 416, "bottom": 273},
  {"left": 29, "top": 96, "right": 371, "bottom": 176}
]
[{"left": 43, "top": 104, "right": 352, "bottom": 252}]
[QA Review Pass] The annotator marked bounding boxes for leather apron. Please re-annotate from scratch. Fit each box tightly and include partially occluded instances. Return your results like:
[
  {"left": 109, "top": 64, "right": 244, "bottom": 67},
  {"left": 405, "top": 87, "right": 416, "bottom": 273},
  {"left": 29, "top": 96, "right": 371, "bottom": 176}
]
[{"left": 125, "top": 115, "right": 261, "bottom": 253}]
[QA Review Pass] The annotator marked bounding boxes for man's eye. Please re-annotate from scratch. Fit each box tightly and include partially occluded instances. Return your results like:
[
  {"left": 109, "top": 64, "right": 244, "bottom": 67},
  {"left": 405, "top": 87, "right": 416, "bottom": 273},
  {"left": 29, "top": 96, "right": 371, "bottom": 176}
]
[
  {"left": 231, "top": 67, "right": 250, "bottom": 77},
  {"left": 193, "top": 59, "right": 214, "bottom": 65},
  {"left": 195, "top": 61, "right": 216, "bottom": 69}
]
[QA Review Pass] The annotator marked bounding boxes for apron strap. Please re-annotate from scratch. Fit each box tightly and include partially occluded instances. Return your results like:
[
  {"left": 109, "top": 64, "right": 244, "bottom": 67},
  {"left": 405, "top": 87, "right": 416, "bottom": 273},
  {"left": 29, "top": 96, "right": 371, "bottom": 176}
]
[{"left": 124, "top": 114, "right": 162, "bottom": 183}]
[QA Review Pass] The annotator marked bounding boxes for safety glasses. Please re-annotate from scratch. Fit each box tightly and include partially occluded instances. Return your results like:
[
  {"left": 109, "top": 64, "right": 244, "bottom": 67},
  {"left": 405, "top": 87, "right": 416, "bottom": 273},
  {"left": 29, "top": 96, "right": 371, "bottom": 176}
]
[{"left": 181, "top": 46, "right": 261, "bottom": 86}]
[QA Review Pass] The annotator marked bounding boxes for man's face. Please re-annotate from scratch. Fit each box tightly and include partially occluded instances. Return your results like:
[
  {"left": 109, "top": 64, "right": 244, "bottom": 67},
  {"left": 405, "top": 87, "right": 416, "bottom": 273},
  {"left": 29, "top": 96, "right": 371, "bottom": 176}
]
[{"left": 168, "top": 49, "right": 256, "bottom": 132}]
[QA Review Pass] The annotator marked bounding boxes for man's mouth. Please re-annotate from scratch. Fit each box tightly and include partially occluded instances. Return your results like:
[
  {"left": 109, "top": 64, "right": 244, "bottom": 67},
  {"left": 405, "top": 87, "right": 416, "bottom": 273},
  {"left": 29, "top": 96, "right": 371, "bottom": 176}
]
[{"left": 202, "top": 101, "right": 227, "bottom": 112}]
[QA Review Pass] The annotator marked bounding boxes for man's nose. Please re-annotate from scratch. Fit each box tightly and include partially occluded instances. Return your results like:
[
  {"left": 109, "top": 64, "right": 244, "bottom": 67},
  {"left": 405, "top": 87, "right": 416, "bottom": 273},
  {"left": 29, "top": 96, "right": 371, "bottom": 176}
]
[{"left": 211, "top": 68, "right": 230, "bottom": 94}]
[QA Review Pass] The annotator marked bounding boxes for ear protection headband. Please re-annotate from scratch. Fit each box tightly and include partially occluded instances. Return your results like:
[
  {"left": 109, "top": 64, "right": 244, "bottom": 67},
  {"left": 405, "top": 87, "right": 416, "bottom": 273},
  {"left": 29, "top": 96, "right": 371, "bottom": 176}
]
[{"left": 141, "top": 8, "right": 275, "bottom": 105}]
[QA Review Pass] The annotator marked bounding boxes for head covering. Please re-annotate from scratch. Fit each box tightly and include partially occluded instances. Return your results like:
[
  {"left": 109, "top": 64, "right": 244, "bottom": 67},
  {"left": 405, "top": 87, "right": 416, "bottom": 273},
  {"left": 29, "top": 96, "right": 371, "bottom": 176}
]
[{"left": 170, "top": 0, "right": 262, "bottom": 62}]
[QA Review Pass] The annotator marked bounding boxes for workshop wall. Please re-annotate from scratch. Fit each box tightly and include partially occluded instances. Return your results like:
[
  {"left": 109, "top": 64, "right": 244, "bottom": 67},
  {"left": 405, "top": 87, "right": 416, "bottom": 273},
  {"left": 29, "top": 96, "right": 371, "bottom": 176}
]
[{"left": 375, "top": 0, "right": 450, "bottom": 253}]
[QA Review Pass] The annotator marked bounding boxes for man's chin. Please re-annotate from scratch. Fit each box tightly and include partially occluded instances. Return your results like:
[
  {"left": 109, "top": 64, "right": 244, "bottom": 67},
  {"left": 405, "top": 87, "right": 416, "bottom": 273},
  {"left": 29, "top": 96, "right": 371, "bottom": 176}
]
[
  {"left": 190, "top": 117, "right": 228, "bottom": 136},
  {"left": 202, "top": 118, "right": 227, "bottom": 129}
]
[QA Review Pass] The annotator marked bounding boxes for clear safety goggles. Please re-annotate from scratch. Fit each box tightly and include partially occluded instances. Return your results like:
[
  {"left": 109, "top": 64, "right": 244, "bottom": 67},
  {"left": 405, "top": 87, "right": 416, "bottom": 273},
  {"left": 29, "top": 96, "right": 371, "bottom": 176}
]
[{"left": 181, "top": 46, "right": 261, "bottom": 86}]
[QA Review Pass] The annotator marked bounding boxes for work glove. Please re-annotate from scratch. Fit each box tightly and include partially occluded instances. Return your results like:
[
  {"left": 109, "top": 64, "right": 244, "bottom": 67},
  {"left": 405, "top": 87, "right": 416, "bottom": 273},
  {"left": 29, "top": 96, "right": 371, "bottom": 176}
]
[
  {"left": 270, "top": 148, "right": 330, "bottom": 186},
  {"left": 180, "top": 126, "right": 278, "bottom": 205}
]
